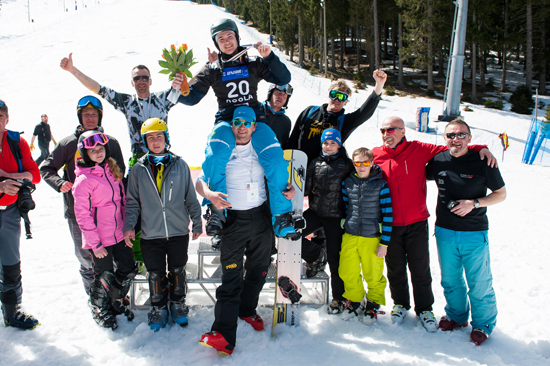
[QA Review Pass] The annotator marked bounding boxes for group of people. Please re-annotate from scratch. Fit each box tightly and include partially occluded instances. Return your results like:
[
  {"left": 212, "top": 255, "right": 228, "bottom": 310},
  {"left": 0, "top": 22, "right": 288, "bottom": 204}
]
[{"left": 0, "top": 17, "right": 505, "bottom": 355}]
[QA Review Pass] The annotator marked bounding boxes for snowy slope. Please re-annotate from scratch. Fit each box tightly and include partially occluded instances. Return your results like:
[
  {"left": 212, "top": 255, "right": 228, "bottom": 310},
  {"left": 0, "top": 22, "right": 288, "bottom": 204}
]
[{"left": 0, "top": 1, "right": 549, "bottom": 365}]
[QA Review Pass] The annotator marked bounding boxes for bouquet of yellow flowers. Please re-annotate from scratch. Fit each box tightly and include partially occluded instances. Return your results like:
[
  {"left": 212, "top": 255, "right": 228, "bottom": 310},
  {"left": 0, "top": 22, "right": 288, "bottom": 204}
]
[{"left": 159, "top": 44, "right": 198, "bottom": 96}]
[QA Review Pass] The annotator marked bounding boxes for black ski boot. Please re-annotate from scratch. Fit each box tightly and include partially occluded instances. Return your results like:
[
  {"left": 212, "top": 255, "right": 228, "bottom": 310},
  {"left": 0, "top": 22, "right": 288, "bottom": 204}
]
[
  {"left": 277, "top": 276, "right": 302, "bottom": 304},
  {"left": 2, "top": 303, "right": 40, "bottom": 330},
  {"left": 111, "top": 265, "right": 139, "bottom": 321},
  {"left": 305, "top": 248, "right": 327, "bottom": 278},
  {"left": 204, "top": 205, "right": 226, "bottom": 236},
  {"left": 89, "top": 271, "right": 118, "bottom": 330},
  {"left": 169, "top": 267, "right": 189, "bottom": 327}
]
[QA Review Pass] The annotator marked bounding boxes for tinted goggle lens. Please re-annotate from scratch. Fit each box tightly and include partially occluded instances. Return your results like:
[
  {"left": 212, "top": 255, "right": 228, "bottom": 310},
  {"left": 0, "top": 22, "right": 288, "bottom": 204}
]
[
  {"left": 77, "top": 96, "right": 102, "bottom": 110},
  {"left": 133, "top": 75, "right": 150, "bottom": 83},
  {"left": 329, "top": 90, "right": 349, "bottom": 102},
  {"left": 353, "top": 161, "right": 371, "bottom": 167},
  {"left": 380, "top": 128, "right": 403, "bottom": 134},
  {"left": 446, "top": 132, "right": 470, "bottom": 139},
  {"left": 232, "top": 119, "right": 255, "bottom": 128},
  {"left": 79, "top": 133, "right": 109, "bottom": 149},
  {"left": 270, "top": 84, "right": 293, "bottom": 96}
]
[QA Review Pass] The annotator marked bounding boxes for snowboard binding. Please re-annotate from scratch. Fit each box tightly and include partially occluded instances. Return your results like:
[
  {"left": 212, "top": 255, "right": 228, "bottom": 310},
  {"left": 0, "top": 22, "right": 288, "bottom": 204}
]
[{"left": 277, "top": 276, "right": 302, "bottom": 304}]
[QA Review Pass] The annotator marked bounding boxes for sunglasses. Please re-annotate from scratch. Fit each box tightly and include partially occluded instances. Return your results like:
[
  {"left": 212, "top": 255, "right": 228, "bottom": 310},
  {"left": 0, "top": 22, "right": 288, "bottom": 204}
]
[
  {"left": 269, "top": 84, "right": 294, "bottom": 96},
  {"left": 232, "top": 118, "right": 256, "bottom": 128},
  {"left": 353, "top": 161, "right": 371, "bottom": 167},
  {"left": 133, "top": 75, "right": 150, "bottom": 83},
  {"left": 446, "top": 132, "right": 470, "bottom": 139},
  {"left": 77, "top": 96, "right": 102, "bottom": 110},
  {"left": 380, "top": 127, "right": 404, "bottom": 134},
  {"left": 79, "top": 132, "right": 109, "bottom": 149},
  {"left": 329, "top": 90, "right": 349, "bottom": 103}
]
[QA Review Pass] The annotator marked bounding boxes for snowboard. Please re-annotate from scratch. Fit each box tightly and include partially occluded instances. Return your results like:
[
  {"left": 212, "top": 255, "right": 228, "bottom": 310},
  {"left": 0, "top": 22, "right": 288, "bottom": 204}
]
[{"left": 272, "top": 149, "right": 307, "bottom": 336}]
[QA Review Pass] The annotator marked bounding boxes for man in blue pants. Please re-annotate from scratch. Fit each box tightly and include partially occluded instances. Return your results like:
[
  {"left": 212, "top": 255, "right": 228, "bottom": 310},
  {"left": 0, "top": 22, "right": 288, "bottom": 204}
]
[{"left": 426, "top": 118, "right": 506, "bottom": 346}]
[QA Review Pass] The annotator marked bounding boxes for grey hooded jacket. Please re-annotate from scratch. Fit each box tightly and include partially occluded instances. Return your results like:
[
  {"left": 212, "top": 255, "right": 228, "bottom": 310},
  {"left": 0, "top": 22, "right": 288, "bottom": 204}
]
[{"left": 124, "top": 153, "right": 202, "bottom": 240}]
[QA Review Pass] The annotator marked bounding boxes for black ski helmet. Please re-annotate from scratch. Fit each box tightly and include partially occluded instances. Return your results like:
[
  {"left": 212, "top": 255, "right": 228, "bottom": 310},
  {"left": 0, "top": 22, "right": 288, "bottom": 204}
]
[
  {"left": 77, "top": 130, "right": 110, "bottom": 166},
  {"left": 267, "top": 84, "right": 293, "bottom": 109},
  {"left": 210, "top": 18, "right": 240, "bottom": 51},
  {"left": 77, "top": 95, "right": 103, "bottom": 126}
]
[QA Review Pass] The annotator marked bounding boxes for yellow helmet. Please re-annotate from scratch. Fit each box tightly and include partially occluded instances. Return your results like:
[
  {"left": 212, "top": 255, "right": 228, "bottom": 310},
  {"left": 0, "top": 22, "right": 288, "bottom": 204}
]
[{"left": 141, "top": 118, "right": 170, "bottom": 150}]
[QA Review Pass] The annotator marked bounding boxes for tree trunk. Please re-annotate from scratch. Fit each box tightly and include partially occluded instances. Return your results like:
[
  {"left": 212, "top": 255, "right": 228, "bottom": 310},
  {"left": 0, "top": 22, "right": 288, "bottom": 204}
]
[
  {"left": 331, "top": 37, "right": 336, "bottom": 72},
  {"left": 299, "top": 14, "right": 304, "bottom": 67},
  {"left": 471, "top": 43, "right": 478, "bottom": 103},
  {"left": 356, "top": 16, "right": 361, "bottom": 72},
  {"left": 397, "top": 15, "right": 405, "bottom": 88},
  {"left": 392, "top": 17, "right": 397, "bottom": 69},
  {"left": 437, "top": 50, "right": 445, "bottom": 78},
  {"left": 373, "top": 0, "right": 380, "bottom": 69},
  {"left": 479, "top": 47, "right": 485, "bottom": 92},
  {"left": 427, "top": 0, "right": 434, "bottom": 91},
  {"left": 501, "top": 0, "right": 509, "bottom": 92},
  {"left": 384, "top": 22, "right": 389, "bottom": 60},
  {"left": 540, "top": 27, "right": 547, "bottom": 95},
  {"left": 340, "top": 26, "right": 345, "bottom": 69},
  {"left": 526, "top": 0, "right": 533, "bottom": 91}
]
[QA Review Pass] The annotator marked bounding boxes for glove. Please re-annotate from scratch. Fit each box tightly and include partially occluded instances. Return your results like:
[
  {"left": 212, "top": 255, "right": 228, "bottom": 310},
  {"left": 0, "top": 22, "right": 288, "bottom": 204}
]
[{"left": 30, "top": 144, "right": 35, "bottom": 151}]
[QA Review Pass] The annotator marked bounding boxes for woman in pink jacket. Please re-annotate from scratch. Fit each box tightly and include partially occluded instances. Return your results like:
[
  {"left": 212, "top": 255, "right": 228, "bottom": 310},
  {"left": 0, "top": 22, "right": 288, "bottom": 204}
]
[{"left": 72, "top": 130, "right": 136, "bottom": 330}]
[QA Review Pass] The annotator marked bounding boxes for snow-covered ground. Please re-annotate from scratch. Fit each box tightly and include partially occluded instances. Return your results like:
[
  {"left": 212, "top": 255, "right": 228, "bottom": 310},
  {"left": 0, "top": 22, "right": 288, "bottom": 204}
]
[{"left": 1, "top": 1, "right": 549, "bottom": 365}]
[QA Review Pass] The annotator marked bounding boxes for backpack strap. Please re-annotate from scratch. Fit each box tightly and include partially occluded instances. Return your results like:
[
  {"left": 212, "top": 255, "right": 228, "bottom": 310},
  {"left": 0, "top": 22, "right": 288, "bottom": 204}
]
[{"left": 6, "top": 130, "right": 23, "bottom": 173}]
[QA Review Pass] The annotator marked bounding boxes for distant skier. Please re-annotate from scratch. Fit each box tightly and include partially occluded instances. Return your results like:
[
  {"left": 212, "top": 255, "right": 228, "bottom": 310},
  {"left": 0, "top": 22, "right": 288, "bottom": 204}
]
[
  {"left": 72, "top": 130, "right": 137, "bottom": 330},
  {"left": 29, "top": 114, "right": 57, "bottom": 167},
  {"left": 123, "top": 118, "right": 202, "bottom": 331}
]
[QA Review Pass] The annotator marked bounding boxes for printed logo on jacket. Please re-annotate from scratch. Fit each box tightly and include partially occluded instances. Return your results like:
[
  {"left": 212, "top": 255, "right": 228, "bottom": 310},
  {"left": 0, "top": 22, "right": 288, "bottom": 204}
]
[{"left": 222, "top": 66, "right": 250, "bottom": 81}]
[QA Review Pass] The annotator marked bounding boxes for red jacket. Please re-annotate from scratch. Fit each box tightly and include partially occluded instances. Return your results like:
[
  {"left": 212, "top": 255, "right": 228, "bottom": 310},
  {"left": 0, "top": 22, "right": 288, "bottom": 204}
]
[
  {"left": 0, "top": 130, "right": 41, "bottom": 206},
  {"left": 372, "top": 138, "right": 484, "bottom": 227}
]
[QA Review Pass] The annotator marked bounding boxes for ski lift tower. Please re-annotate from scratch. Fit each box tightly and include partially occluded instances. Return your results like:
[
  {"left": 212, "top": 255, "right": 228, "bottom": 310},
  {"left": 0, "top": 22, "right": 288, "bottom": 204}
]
[{"left": 439, "top": 0, "right": 469, "bottom": 122}]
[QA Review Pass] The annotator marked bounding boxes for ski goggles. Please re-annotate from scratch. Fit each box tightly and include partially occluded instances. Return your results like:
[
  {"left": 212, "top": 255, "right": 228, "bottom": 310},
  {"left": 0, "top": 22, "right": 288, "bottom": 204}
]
[
  {"left": 353, "top": 161, "right": 371, "bottom": 167},
  {"left": 269, "top": 84, "right": 293, "bottom": 96},
  {"left": 446, "top": 132, "right": 470, "bottom": 140},
  {"left": 77, "top": 96, "right": 102, "bottom": 110},
  {"left": 380, "top": 127, "right": 404, "bottom": 134},
  {"left": 148, "top": 154, "right": 172, "bottom": 165},
  {"left": 232, "top": 118, "right": 256, "bottom": 128},
  {"left": 79, "top": 133, "right": 109, "bottom": 149},
  {"left": 329, "top": 90, "right": 349, "bottom": 103},
  {"left": 133, "top": 75, "right": 150, "bottom": 83}
]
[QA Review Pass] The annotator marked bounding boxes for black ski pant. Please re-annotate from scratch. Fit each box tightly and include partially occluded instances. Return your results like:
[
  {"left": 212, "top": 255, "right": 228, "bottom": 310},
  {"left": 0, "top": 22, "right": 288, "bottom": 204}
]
[
  {"left": 35, "top": 142, "right": 50, "bottom": 167},
  {"left": 301, "top": 209, "right": 345, "bottom": 301},
  {"left": 212, "top": 203, "right": 272, "bottom": 348},
  {"left": 91, "top": 240, "right": 135, "bottom": 281},
  {"left": 385, "top": 220, "right": 434, "bottom": 315},
  {"left": 0, "top": 204, "right": 23, "bottom": 305},
  {"left": 67, "top": 218, "right": 94, "bottom": 295},
  {"left": 141, "top": 235, "right": 189, "bottom": 307}
]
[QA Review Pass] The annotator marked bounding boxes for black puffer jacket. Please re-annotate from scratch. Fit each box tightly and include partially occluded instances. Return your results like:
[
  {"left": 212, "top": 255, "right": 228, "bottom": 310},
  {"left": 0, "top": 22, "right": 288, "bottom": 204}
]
[{"left": 305, "top": 148, "right": 354, "bottom": 219}]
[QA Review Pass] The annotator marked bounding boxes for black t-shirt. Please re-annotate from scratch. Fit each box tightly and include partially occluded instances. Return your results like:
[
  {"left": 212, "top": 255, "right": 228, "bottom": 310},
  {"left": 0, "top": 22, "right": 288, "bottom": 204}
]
[
  {"left": 33, "top": 122, "right": 51, "bottom": 143},
  {"left": 426, "top": 149, "right": 505, "bottom": 231}
]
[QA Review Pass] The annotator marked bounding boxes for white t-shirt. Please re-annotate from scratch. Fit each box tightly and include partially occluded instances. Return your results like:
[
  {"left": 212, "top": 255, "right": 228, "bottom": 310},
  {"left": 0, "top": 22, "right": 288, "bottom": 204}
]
[{"left": 226, "top": 141, "right": 267, "bottom": 210}]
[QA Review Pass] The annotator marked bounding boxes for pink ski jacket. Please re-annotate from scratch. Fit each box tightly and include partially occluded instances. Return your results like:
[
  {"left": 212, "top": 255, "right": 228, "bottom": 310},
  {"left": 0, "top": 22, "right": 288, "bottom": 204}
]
[{"left": 72, "top": 163, "right": 125, "bottom": 251}]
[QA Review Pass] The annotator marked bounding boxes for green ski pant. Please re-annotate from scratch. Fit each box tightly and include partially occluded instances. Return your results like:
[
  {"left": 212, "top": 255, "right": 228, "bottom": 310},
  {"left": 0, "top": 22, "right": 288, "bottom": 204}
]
[{"left": 339, "top": 233, "right": 387, "bottom": 304}]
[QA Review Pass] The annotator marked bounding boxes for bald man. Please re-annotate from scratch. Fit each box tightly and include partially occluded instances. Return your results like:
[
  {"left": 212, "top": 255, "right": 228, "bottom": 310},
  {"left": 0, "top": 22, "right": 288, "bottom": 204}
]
[{"left": 371, "top": 116, "right": 495, "bottom": 332}]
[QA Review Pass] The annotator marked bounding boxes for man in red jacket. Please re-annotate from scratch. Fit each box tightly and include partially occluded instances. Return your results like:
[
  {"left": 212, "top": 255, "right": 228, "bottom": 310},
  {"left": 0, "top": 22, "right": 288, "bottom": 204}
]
[
  {"left": 0, "top": 99, "right": 41, "bottom": 329},
  {"left": 372, "top": 116, "right": 494, "bottom": 332}
]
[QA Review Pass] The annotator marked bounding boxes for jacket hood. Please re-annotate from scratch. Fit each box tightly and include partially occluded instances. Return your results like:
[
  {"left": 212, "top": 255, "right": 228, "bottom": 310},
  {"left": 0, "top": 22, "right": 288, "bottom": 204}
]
[{"left": 75, "top": 163, "right": 108, "bottom": 178}]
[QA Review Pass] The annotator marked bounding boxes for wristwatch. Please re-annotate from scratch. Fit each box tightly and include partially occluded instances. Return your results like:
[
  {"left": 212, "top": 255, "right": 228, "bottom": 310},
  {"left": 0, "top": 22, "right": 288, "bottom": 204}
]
[{"left": 473, "top": 199, "right": 480, "bottom": 209}]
